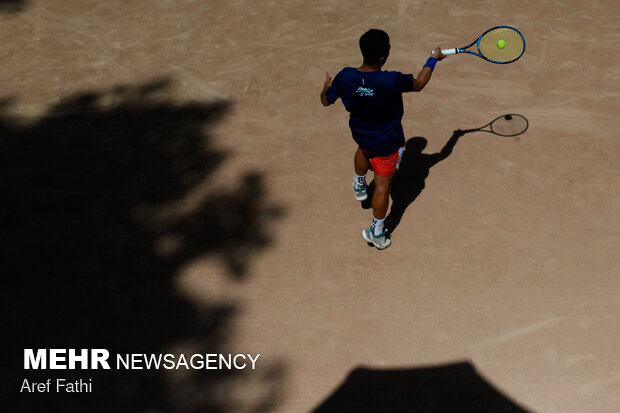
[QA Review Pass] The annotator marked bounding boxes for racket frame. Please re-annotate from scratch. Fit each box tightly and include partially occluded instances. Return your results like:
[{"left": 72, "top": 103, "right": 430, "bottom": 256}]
[{"left": 440, "top": 26, "right": 526, "bottom": 64}]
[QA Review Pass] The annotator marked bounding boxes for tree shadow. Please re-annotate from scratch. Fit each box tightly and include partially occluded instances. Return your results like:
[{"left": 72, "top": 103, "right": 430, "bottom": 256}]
[
  {"left": 312, "top": 362, "right": 531, "bottom": 412},
  {"left": 384, "top": 130, "right": 464, "bottom": 236},
  {"left": 1, "top": 78, "right": 285, "bottom": 412},
  {"left": 0, "top": 0, "right": 25, "bottom": 13}
]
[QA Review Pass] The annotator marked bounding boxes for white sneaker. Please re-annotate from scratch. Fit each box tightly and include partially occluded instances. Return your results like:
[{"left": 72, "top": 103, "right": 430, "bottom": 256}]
[
  {"left": 353, "top": 182, "right": 368, "bottom": 201},
  {"left": 361, "top": 227, "right": 391, "bottom": 250}
]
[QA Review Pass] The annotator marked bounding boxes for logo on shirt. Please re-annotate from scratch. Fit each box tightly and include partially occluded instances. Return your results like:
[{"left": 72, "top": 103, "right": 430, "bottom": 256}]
[{"left": 356, "top": 87, "right": 375, "bottom": 97}]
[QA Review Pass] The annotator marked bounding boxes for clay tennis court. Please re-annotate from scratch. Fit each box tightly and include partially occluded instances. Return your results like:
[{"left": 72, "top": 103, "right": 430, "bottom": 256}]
[{"left": 2, "top": 0, "right": 618, "bottom": 412}]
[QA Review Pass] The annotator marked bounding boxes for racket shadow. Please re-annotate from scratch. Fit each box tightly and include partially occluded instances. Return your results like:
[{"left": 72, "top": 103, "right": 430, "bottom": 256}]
[{"left": 382, "top": 130, "right": 465, "bottom": 236}]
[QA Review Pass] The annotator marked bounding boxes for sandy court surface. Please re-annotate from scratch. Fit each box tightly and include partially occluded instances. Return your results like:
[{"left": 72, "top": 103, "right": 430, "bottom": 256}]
[{"left": 2, "top": 0, "right": 619, "bottom": 412}]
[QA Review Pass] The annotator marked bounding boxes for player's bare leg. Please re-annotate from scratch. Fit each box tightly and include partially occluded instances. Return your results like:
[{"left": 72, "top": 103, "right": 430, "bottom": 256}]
[
  {"left": 371, "top": 174, "right": 393, "bottom": 220},
  {"left": 362, "top": 173, "right": 393, "bottom": 249},
  {"left": 354, "top": 147, "right": 371, "bottom": 176},
  {"left": 353, "top": 148, "right": 370, "bottom": 201}
]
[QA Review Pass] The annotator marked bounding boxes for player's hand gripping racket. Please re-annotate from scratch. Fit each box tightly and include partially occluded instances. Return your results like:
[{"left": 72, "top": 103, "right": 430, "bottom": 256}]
[
  {"left": 435, "top": 26, "right": 525, "bottom": 64},
  {"left": 460, "top": 114, "right": 529, "bottom": 137}
]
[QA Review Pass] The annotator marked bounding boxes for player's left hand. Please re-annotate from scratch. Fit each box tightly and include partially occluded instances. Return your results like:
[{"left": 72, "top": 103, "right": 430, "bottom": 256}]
[{"left": 323, "top": 72, "right": 332, "bottom": 90}]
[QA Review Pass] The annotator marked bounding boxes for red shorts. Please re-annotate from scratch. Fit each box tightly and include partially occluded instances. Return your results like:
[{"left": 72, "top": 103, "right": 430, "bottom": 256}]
[{"left": 360, "top": 147, "right": 404, "bottom": 177}]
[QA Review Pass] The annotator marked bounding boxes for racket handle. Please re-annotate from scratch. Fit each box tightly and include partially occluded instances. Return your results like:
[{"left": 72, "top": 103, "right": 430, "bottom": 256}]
[
  {"left": 440, "top": 48, "right": 458, "bottom": 55},
  {"left": 431, "top": 48, "right": 458, "bottom": 55}
]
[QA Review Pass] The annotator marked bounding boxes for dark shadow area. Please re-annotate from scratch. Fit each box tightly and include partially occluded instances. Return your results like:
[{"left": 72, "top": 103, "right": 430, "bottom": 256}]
[
  {"left": 383, "top": 130, "right": 464, "bottom": 236},
  {"left": 0, "top": 0, "right": 25, "bottom": 13},
  {"left": 312, "top": 362, "right": 531, "bottom": 413},
  {"left": 1, "top": 79, "right": 285, "bottom": 412}
]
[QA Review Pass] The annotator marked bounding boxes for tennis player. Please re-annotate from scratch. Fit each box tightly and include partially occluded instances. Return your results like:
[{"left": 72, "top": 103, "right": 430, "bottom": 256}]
[{"left": 321, "top": 29, "right": 445, "bottom": 249}]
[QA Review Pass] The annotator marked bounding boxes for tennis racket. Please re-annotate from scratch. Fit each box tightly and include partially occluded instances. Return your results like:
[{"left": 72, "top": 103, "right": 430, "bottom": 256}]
[
  {"left": 462, "top": 114, "right": 529, "bottom": 137},
  {"left": 434, "top": 26, "right": 525, "bottom": 64}
]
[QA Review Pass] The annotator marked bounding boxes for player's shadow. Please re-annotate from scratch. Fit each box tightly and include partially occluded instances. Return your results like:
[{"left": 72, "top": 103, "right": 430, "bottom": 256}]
[
  {"left": 0, "top": 0, "right": 26, "bottom": 13},
  {"left": 362, "top": 130, "right": 464, "bottom": 236},
  {"left": 1, "top": 79, "right": 285, "bottom": 412},
  {"left": 312, "top": 362, "right": 531, "bottom": 412}
]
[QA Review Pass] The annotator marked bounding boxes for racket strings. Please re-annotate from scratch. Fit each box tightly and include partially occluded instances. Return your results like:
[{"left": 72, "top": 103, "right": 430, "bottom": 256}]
[
  {"left": 478, "top": 28, "right": 524, "bottom": 63},
  {"left": 490, "top": 115, "right": 528, "bottom": 136}
]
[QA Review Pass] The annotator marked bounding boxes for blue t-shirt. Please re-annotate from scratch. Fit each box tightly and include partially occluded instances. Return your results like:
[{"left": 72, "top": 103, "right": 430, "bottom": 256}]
[{"left": 325, "top": 67, "right": 414, "bottom": 156}]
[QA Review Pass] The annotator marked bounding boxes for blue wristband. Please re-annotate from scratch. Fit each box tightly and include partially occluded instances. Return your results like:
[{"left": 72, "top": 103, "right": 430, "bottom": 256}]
[{"left": 423, "top": 57, "right": 437, "bottom": 71}]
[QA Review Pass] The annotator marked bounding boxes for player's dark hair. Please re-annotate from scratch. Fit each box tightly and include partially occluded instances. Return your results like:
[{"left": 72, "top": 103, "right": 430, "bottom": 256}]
[{"left": 359, "top": 29, "right": 390, "bottom": 65}]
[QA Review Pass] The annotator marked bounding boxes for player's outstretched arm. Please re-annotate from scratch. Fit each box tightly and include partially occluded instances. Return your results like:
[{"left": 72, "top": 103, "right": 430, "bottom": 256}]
[
  {"left": 412, "top": 48, "right": 445, "bottom": 92},
  {"left": 321, "top": 72, "right": 332, "bottom": 106}
]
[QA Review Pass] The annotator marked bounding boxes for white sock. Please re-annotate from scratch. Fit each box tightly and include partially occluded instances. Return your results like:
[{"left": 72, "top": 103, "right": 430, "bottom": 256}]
[
  {"left": 371, "top": 216, "right": 385, "bottom": 236},
  {"left": 354, "top": 173, "right": 366, "bottom": 190}
]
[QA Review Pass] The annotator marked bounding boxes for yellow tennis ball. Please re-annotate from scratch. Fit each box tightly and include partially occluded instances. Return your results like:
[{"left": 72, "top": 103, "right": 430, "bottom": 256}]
[{"left": 497, "top": 39, "right": 506, "bottom": 49}]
